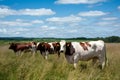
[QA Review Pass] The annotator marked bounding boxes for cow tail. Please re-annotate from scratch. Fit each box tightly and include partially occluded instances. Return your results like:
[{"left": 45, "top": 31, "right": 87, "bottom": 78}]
[{"left": 104, "top": 43, "right": 108, "bottom": 67}]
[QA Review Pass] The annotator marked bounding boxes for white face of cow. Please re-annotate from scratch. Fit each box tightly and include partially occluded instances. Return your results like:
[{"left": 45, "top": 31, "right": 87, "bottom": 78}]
[{"left": 60, "top": 40, "right": 66, "bottom": 52}]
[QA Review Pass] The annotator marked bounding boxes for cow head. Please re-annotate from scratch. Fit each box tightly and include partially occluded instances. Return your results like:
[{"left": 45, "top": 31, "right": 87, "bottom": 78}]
[
  {"left": 31, "top": 41, "right": 37, "bottom": 45},
  {"left": 54, "top": 42, "right": 60, "bottom": 51},
  {"left": 9, "top": 43, "right": 16, "bottom": 49},
  {"left": 37, "top": 42, "right": 52, "bottom": 52},
  {"left": 37, "top": 42, "right": 46, "bottom": 51},
  {"left": 65, "top": 42, "right": 75, "bottom": 55},
  {"left": 60, "top": 40, "right": 66, "bottom": 53},
  {"left": 30, "top": 41, "right": 37, "bottom": 47},
  {"left": 9, "top": 43, "right": 18, "bottom": 52}
]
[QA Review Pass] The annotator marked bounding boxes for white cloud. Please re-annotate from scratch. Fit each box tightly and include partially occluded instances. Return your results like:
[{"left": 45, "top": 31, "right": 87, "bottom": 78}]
[
  {"left": 95, "top": 21, "right": 119, "bottom": 27},
  {"left": 55, "top": 0, "right": 106, "bottom": 4},
  {"left": 41, "top": 25, "right": 48, "bottom": 28},
  {"left": 102, "top": 17, "right": 118, "bottom": 20},
  {"left": 40, "top": 25, "right": 56, "bottom": 30},
  {"left": 0, "top": 7, "right": 16, "bottom": 17},
  {"left": 31, "top": 20, "right": 44, "bottom": 24},
  {"left": 87, "top": 3, "right": 103, "bottom": 8},
  {"left": 0, "top": 20, "right": 32, "bottom": 26},
  {"left": 0, "top": 5, "right": 9, "bottom": 8},
  {"left": 14, "top": 28, "right": 30, "bottom": 32},
  {"left": 78, "top": 10, "right": 107, "bottom": 17},
  {"left": 96, "top": 21, "right": 110, "bottom": 26},
  {"left": 0, "top": 19, "right": 44, "bottom": 27},
  {"left": 0, "top": 7, "right": 55, "bottom": 17},
  {"left": 0, "top": 28, "right": 7, "bottom": 33},
  {"left": 0, "top": 27, "right": 31, "bottom": 37},
  {"left": 15, "top": 32, "right": 20, "bottom": 35},
  {"left": 118, "top": 6, "right": 120, "bottom": 9},
  {"left": 68, "top": 30, "right": 77, "bottom": 33},
  {"left": 46, "top": 15, "right": 83, "bottom": 23},
  {"left": 18, "top": 8, "right": 55, "bottom": 16}
]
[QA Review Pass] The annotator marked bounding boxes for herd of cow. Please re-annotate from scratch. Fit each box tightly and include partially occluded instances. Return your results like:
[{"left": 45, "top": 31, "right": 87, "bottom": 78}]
[{"left": 9, "top": 40, "right": 107, "bottom": 69}]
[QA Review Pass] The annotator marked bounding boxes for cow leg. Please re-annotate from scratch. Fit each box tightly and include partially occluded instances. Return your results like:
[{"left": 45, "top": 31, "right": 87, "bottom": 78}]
[
  {"left": 15, "top": 51, "right": 21, "bottom": 56},
  {"left": 32, "top": 51, "right": 35, "bottom": 56},
  {"left": 98, "top": 56, "right": 106, "bottom": 69},
  {"left": 45, "top": 51, "right": 49, "bottom": 60},
  {"left": 57, "top": 52, "right": 60, "bottom": 58},
  {"left": 18, "top": 51, "right": 21, "bottom": 56},
  {"left": 73, "top": 54, "right": 79, "bottom": 69},
  {"left": 32, "top": 47, "right": 36, "bottom": 56},
  {"left": 99, "top": 48, "right": 107, "bottom": 70},
  {"left": 102, "top": 61, "right": 105, "bottom": 70},
  {"left": 42, "top": 52, "right": 48, "bottom": 59},
  {"left": 101, "top": 59, "right": 105, "bottom": 70},
  {"left": 41, "top": 52, "right": 45, "bottom": 59},
  {"left": 15, "top": 51, "right": 19, "bottom": 56},
  {"left": 20, "top": 51, "right": 24, "bottom": 57},
  {"left": 74, "top": 63, "right": 77, "bottom": 69},
  {"left": 92, "top": 57, "right": 98, "bottom": 65},
  {"left": 45, "top": 56, "right": 47, "bottom": 60},
  {"left": 31, "top": 51, "right": 35, "bottom": 58},
  {"left": 31, "top": 49, "right": 35, "bottom": 57}
]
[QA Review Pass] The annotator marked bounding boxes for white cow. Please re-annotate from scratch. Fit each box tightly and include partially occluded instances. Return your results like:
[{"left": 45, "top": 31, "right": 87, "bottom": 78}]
[{"left": 60, "top": 40, "right": 107, "bottom": 69}]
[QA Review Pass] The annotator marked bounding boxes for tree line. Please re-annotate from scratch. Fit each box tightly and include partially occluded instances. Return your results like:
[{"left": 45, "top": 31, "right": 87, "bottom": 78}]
[
  {"left": 0, "top": 36, "right": 120, "bottom": 43},
  {"left": 71, "top": 36, "right": 120, "bottom": 43}
]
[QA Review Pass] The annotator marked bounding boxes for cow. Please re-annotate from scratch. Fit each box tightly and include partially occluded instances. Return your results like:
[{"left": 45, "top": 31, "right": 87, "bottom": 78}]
[
  {"left": 9, "top": 42, "right": 37, "bottom": 56},
  {"left": 48, "top": 42, "right": 61, "bottom": 57},
  {"left": 59, "top": 40, "right": 107, "bottom": 69},
  {"left": 37, "top": 42, "right": 60, "bottom": 59}
]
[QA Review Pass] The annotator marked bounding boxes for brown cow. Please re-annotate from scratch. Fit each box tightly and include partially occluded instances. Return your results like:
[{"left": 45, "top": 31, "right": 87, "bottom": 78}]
[
  {"left": 9, "top": 42, "right": 37, "bottom": 56},
  {"left": 49, "top": 42, "right": 60, "bottom": 57}
]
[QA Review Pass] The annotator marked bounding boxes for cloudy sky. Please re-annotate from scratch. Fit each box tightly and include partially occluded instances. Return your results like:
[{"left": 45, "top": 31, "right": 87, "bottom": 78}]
[{"left": 0, "top": 0, "right": 120, "bottom": 38}]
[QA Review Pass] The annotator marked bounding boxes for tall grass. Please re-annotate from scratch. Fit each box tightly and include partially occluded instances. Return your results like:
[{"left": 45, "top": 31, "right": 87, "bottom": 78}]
[{"left": 0, "top": 43, "right": 120, "bottom": 80}]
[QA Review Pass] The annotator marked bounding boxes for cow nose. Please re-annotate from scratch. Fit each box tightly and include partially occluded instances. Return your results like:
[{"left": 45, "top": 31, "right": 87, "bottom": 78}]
[{"left": 60, "top": 50, "right": 64, "bottom": 53}]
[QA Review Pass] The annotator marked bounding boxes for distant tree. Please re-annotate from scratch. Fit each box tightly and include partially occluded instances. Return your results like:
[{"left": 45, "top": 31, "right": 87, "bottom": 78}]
[{"left": 104, "top": 36, "right": 120, "bottom": 43}]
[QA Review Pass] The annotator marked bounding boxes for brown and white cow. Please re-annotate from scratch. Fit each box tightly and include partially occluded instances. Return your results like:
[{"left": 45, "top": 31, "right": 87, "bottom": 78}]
[
  {"left": 60, "top": 40, "right": 107, "bottom": 69},
  {"left": 9, "top": 42, "right": 37, "bottom": 56},
  {"left": 37, "top": 42, "right": 60, "bottom": 59},
  {"left": 48, "top": 42, "right": 61, "bottom": 57}
]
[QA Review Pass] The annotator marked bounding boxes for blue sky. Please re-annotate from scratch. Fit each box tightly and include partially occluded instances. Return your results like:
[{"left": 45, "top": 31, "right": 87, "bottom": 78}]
[{"left": 0, "top": 0, "right": 120, "bottom": 38}]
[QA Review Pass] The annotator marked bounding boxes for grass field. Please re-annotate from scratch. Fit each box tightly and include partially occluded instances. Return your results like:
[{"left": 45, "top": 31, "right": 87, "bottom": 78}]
[{"left": 0, "top": 43, "right": 120, "bottom": 80}]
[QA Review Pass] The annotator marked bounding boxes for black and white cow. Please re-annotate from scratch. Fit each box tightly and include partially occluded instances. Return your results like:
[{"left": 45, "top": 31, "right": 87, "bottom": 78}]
[{"left": 60, "top": 40, "right": 107, "bottom": 69}]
